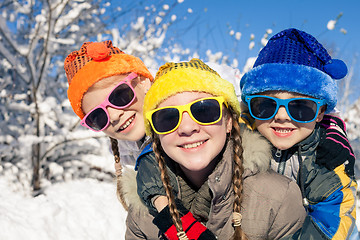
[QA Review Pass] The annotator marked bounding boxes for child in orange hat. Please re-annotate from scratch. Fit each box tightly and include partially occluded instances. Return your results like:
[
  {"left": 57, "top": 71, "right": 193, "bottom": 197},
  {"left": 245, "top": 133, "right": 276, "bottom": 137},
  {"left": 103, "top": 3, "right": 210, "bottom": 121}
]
[{"left": 64, "top": 40, "right": 153, "bottom": 210}]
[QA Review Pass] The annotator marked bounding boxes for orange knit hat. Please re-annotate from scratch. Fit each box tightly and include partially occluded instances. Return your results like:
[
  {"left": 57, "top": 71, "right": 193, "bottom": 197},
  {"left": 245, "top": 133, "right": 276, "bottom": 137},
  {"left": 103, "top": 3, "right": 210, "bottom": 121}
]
[{"left": 65, "top": 40, "right": 154, "bottom": 119}]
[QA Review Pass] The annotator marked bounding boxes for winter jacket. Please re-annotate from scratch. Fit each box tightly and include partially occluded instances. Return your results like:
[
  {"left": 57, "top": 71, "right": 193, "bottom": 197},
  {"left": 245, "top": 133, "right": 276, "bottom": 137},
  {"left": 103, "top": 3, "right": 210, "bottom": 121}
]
[
  {"left": 116, "top": 136, "right": 151, "bottom": 168},
  {"left": 126, "top": 126, "right": 306, "bottom": 239},
  {"left": 270, "top": 125, "right": 358, "bottom": 240}
]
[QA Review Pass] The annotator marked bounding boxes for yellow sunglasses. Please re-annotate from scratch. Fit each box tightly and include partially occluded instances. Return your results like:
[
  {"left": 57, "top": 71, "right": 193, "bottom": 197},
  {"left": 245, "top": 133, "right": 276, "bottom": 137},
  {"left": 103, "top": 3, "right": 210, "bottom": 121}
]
[{"left": 146, "top": 96, "right": 227, "bottom": 135}]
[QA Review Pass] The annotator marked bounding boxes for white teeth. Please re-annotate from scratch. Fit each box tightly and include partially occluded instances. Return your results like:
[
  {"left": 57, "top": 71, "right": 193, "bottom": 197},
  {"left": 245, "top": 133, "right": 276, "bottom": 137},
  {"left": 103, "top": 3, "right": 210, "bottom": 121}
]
[
  {"left": 182, "top": 141, "right": 204, "bottom": 149},
  {"left": 274, "top": 128, "right": 292, "bottom": 133},
  {"left": 120, "top": 116, "right": 134, "bottom": 130}
]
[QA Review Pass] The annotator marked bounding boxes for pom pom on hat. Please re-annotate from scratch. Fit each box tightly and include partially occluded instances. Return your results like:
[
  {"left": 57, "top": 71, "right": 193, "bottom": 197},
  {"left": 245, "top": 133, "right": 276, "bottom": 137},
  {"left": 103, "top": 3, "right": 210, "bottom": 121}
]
[
  {"left": 240, "top": 28, "right": 348, "bottom": 113},
  {"left": 86, "top": 42, "right": 110, "bottom": 61},
  {"left": 324, "top": 59, "right": 347, "bottom": 79}
]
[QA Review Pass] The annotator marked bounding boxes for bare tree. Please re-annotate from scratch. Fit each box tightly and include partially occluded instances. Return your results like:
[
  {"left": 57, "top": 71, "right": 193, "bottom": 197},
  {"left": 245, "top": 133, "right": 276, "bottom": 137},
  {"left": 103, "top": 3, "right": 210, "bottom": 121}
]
[{"left": 0, "top": 0, "right": 194, "bottom": 193}]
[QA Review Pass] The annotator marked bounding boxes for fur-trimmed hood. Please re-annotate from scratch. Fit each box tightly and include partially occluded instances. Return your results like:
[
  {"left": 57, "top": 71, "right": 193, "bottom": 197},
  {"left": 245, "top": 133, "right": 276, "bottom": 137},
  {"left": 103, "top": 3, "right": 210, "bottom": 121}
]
[{"left": 241, "top": 125, "right": 272, "bottom": 175}]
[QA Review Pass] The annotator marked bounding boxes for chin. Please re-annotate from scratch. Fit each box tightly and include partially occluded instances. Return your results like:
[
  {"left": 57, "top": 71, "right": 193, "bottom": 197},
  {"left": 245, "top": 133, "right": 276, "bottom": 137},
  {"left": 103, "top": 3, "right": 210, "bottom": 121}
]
[
  {"left": 273, "top": 142, "right": 294, "bottom": 150},
  {"left": 110, "top": 131, "right": 143, "bottom": 142},
  {"left": 184, "top": 161, "right": 211, "bottom": 172}
]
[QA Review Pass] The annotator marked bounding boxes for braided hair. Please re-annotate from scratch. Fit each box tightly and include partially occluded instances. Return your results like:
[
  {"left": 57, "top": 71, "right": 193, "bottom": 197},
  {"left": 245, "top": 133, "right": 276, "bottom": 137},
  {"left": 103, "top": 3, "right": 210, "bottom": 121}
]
[
  {"left": 151, "top": 106, "right": 248, "bottom": 239},
  {"left": 109, "top": 137, "right": 129, "bottom": 211},
  {"left": 229, "top": 108, "right": 248, "bottom": 240},
  {"left": 152, "top": 135, "right": 188, "bottom": 239}
]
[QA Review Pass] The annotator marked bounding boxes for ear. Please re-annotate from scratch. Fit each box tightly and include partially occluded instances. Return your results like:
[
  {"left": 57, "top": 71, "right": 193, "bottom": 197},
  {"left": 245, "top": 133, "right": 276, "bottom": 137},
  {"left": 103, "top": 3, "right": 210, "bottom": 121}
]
[
  {"left": 139, "top": 76, "right": 152, "bottom": 93},
  {"left": 315, "top": 106, "right": 326, "bottom": 122},
  {"left": 226, "top": 113, "right": 233, "bottom": 133}
]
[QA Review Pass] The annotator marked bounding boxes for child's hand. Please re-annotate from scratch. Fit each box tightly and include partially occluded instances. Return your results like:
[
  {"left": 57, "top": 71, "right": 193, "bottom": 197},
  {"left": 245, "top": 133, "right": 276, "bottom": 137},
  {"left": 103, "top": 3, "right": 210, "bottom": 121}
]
[
  {"left": 153, "top": 198, "right": 217, "bottom": 240},
  {"left": 317, "top": 115, "right": 355, "bottom": 177}
]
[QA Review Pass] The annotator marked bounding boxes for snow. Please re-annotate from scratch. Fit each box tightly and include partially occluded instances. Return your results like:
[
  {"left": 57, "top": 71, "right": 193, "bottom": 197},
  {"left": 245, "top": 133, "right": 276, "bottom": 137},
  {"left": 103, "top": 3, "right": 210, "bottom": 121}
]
[
  {"left": 0, "top": 178, "right": 127, "bottom": 240},
  {"left": 327, "top": 20, "right": 336, "bottom": 30}
]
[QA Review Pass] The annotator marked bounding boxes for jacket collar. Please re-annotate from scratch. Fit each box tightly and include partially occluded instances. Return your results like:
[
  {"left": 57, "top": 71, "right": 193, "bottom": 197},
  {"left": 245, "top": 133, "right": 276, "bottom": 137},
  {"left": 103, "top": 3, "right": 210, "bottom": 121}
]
[{"left": 241, "top": 125, "right": 272, "bottom": 176}]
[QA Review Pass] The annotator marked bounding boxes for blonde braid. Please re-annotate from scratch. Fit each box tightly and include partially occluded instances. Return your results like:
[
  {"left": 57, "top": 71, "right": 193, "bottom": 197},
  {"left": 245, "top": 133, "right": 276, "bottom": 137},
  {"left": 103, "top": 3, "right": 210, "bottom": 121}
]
[
  {"left": 152, "top": 136, "right": 188, "bottom": 239},
  {"left": 109, "top": 137, "right": 129, "bottom": 211},
  {"left": 229, "top": 109, "right": 249, "bottom": 240}
]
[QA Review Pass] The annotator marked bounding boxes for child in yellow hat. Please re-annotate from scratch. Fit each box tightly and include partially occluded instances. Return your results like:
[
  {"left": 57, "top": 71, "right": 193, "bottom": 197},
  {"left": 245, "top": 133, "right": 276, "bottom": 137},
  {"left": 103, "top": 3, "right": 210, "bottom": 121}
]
[
  {"left": 131, "top": 59, "right": 306, "bottom": 240},
  {"left": 64, "top": 40, "right": 153, "bottom": 210}
]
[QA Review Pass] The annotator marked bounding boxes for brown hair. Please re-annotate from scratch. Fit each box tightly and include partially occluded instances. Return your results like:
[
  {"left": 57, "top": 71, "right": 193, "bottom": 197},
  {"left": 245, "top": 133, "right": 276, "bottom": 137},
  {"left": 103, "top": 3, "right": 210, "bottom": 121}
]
[
  {"left": 229, "top": 108, "right": 248, "bottom": 240},
  {"left": 109, "top": 137, "right": 129, "bottom": 211},
  {"left": 151, "top": 106, "right": 248, "bottom": 240}
]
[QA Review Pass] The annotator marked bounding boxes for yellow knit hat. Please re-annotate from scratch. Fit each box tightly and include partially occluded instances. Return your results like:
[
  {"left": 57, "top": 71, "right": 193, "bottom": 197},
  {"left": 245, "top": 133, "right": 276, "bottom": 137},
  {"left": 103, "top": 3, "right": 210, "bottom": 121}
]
[
  {"left": 143, "top": 58, "right": 241, "bottom": 136},
  {"left": 65, "top": 40, "right": 153, "bottom": 119}
]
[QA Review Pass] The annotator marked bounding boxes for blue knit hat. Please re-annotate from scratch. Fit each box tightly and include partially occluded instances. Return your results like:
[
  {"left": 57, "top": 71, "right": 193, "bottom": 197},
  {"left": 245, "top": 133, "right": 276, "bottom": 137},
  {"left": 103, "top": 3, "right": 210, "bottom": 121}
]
[{"left": 240, "top": 28, "right": 347, "bottom": 113}]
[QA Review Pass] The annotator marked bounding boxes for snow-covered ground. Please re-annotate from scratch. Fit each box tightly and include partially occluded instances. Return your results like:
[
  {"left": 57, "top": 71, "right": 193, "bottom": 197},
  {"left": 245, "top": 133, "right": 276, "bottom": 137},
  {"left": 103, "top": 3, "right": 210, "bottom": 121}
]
[
  {"left": 0, "top": 175, "right": 359, "bottom": 240},
  {"left": 0, "top": 178, "right": 127, "bottom": 240},
  {"left": 0, "top": 178, "right": 126, "bottom": 240}
]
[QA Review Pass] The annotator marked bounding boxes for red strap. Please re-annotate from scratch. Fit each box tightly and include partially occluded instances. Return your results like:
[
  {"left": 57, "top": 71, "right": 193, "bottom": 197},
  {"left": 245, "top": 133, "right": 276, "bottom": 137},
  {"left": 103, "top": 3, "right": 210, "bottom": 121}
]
[
  {"left": 181, "top": 212, "right": 196, "bottom": 230},
  {"left": 164, "top": 212, "right": 208, "bottom": 240},
  {"left": 164, "top": 224, "right": 179, "bottom": 240},
  {"left": 186, "top": 221, "right": 207, "bottom": 239}
]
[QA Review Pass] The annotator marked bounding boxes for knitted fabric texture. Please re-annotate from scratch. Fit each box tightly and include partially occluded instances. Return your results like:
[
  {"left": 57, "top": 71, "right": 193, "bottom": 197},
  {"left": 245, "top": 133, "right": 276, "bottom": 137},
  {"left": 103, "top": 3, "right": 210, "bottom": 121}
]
[
  {"left": 143, "top": 58, "right": 241, "bottom": 136},
  {"left": 177, "top": 171, "right": 212, "bottom": 223},
  {"left": 65, "top": 40, "right": 153, "bottom": 119},
  {"left": 240, "top": 28, "right": 347, "bottom": 113}
]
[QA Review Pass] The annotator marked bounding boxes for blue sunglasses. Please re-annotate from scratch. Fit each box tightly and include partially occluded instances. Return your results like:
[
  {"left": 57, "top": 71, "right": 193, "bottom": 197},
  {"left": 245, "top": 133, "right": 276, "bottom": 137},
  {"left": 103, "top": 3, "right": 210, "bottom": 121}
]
[{"left": 244, "top": 95, "right": 325, "bottom": 123}]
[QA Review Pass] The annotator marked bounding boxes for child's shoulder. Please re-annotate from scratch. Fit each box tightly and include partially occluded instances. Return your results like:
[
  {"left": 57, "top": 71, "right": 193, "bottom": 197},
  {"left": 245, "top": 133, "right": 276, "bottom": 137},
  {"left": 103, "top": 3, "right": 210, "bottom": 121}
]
[
  {"left": 136, "top": 151, "right": 160, "bottom": 179},
  {"left": 245, "top": 169, "right": 296, "bottom": 194},
  {"left": 243, "top": 169, "right": 304, "bottom": 211}
]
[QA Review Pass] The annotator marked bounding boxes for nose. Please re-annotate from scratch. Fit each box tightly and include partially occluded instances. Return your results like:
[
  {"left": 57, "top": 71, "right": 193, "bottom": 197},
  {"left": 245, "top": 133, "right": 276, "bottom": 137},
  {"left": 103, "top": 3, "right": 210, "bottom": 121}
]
[
  {"left": 177, "top": 112, "right": 200, "bottom": 136},
  {"left": 274, "top": 106, "right": 291, "bottom": 122},
  {"left": 107, "top": 106, "right": 125, "bottom": 125}
]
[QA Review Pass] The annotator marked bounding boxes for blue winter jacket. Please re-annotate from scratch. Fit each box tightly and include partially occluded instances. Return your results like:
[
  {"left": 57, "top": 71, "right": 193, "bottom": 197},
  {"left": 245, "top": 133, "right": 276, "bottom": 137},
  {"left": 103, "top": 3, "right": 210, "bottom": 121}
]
[{"left": 271, "top": 125, "right": 358, "bottom": 240}]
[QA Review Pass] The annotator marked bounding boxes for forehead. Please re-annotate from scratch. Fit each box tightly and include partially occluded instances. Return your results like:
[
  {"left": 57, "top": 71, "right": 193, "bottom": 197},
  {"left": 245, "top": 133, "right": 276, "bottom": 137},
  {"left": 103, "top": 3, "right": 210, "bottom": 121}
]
[{"left": 157, "top": 91, "right": 215, "bottom": 108}]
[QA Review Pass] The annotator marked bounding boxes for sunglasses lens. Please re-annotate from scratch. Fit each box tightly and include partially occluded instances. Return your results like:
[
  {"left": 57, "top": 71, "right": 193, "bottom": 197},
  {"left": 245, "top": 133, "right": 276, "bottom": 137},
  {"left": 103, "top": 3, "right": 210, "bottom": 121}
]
[
  {"left": 250, "top": 97, "right": 277, "bottom": 119},
  {"left": 191, "top": 99, "right": 221, "bottom": 123},
  {"left": 288, "top": 99, "right": 317, "bottom": 122},
  {"left": 84, "top": 108, "right": 108, "bottom": 131},
  {"left": 152, "top": 108, "right": 180, "bottom": 133},
  {"left": 108, "top": 83, "right": 135, "bottom": 107}
]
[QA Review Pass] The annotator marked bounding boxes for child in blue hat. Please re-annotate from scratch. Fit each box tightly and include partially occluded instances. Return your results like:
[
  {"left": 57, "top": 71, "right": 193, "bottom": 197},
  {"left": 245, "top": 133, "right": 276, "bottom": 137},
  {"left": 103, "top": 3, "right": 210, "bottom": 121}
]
[{"left": 240, "top": 28, "right": 357, "bottom": 239}]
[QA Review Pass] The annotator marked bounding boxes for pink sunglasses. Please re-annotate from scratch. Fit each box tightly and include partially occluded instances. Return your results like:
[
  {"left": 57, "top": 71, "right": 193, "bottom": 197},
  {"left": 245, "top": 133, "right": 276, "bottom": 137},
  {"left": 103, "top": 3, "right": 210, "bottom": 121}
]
[{"left": 81, "top": 72, "right": 138, "bottom": 132}]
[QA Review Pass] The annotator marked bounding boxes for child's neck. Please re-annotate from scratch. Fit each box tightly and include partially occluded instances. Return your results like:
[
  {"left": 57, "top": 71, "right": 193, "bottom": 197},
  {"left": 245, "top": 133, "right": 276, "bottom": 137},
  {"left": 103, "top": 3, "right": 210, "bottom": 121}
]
[
  {"left": 179, "top": 158, "right": 219, "bottom": 189},
  {"left": 136, "top": 135, "right": 147, "bottom": 149}
]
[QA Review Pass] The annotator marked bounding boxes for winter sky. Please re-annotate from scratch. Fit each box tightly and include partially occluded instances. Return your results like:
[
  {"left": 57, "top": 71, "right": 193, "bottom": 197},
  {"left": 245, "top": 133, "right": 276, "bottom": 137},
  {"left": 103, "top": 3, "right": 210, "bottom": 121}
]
[{"left": 165, "top": 0, "right": 360, "bottom": 68}]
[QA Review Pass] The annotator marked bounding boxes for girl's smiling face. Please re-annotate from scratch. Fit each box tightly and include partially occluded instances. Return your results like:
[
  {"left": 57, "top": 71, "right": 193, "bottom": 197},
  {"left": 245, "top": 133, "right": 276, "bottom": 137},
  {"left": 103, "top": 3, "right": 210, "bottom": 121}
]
[
  {"left": 254, "top": 91, "right": 325, "bottom": 150},
  {"left": 157, "top": 91, "right": 232, "bottom": 178},
  {"left": 82, "top": 74, "right": 152, "bottom": 141}
]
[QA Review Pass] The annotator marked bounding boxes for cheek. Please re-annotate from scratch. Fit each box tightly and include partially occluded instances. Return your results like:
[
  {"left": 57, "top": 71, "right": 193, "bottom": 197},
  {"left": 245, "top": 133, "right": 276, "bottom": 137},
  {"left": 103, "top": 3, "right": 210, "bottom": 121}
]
[
  {"left": 134, "top": 83, "right": 147, "bottom": 100},
  {"left": 132, "top": 99, "right": 144, "bottom": 114},
  {"left": 255, "top": 119, "right": 267, "bottom": 131},
  {"left": 299, "top": 121, "right": 317, "bottom": 131},
  {"left": 159, "top": 134, "right": 174, "bottom": 153}
]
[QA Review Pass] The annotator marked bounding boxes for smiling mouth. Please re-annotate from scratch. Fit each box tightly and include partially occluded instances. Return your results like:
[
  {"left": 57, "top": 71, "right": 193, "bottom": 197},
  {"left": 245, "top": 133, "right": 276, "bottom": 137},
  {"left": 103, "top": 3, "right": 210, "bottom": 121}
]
[
  {"left": 272, "top": 127, "right": 294, "bottom": 133},
  {"left": 119, "top": 115, "right": 135, "bottom": 131},
  {"left": 180, "top": 140, "right": 206, "bottom": 149}
]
